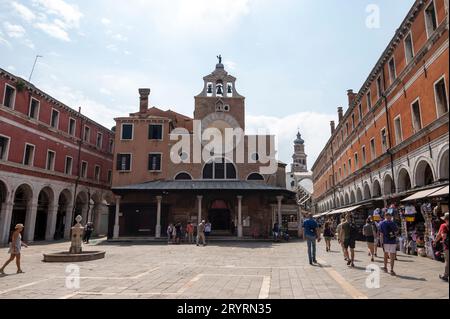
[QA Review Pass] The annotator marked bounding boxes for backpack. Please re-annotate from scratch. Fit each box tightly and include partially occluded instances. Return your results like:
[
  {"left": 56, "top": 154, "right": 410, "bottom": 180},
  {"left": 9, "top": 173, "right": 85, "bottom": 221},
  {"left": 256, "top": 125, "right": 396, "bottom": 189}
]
[
  {"left": 350, "top": 222, "right": 359, "bottom": 238},
  {"left": 362, "top": 224, "right": 373, "bottom": 237}
]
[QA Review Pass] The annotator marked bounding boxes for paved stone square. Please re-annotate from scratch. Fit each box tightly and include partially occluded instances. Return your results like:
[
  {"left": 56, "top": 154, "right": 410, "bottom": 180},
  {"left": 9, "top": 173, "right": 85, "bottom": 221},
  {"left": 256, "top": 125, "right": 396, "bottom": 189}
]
[{"left": 0, "top": 239, "right": 448, "bottom": 299}]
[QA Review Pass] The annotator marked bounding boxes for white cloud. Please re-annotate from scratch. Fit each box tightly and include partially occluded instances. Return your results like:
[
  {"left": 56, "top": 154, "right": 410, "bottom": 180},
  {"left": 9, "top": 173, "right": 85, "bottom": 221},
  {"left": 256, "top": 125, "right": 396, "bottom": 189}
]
[
  {"left": 32, "top": 0, "right": 83, "bottom": 28},
  {"left": 23, "top": 38, "right": 35, "bottom": 49},
  {"left": 112, "top": 33, "right": 127, "bottom": 41},
  {"left": 247, "top": 111, "right": 335, "bottom": 167},
  {"left": 101, "top": 18, "right": 111, "bottom": 25},
  {"left": 124, "top": 50, "right": 132, "bottom": 55},
  {"left": 224, "top": 60, "right": 237, "bottom": 71},
  {"left": 3, "top": 22, "right": 26, "bottom": 38},
  {"left": 11, "top": 2, "right": 36, "bottom": 22},
  {"left": 99, "top": 88, "right": 112, "bottom": 95},
  {"left": 34, "top": 22, "right": 70, "bottom": 41},
  {"left": 106, "top": 44, "right": 118, "bottom": 52},
  {"left": 7, "top": 65, "right": 16, "bottom": 71},
  {"left": 0, "top": 31, "right": 12, "bottom": 48}
]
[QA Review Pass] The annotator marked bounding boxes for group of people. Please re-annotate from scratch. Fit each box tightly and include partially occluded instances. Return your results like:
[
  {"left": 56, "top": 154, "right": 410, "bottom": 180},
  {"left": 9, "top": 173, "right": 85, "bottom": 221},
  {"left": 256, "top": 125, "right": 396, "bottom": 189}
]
[{"left": 166, "top": 220, "right": 212, "bottom": 246}]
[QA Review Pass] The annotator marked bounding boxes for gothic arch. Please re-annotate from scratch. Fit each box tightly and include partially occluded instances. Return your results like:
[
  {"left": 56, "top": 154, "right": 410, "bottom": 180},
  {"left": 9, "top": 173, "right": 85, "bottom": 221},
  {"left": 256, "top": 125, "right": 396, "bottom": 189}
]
[
  {"left": 383, "top": 174, "right": 394, "bottom": 196},
  {"left": 397, "top": 168, "right": 412, "bottom": 192},
  {"left": 356, "top": 187, "right": 363, "bottom": 202},
  {"left": 437, "top": 146, "right": 449, "bottom": 181},
  {"left": 350, "top": 190, "right": 356, "bottom": 204},
  {"left": 414, "top": 158, "right": 436, "bottom": 187},
  {"left": 372, "top": 180, "right": 382, "bottom": 198},
  {"left": 363, "top": 182, "right": 371, "bottom": 200}
]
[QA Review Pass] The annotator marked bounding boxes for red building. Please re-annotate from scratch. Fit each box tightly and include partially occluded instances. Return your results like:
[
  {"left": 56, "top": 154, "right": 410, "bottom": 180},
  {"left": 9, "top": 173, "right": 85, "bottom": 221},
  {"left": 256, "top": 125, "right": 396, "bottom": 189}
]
[{"left": 0, "top": 67, "right": 114, "bottom": 244}]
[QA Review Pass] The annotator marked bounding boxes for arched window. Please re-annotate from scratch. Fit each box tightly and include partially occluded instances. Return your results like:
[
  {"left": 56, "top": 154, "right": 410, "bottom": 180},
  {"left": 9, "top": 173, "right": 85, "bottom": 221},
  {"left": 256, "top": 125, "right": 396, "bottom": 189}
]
[
  {"left": 203, "top": 158, "right": 237, "bottom": 179},
  {"left": 248, "top": 173, "right": 264, "bottom": 181},
  {"left": 175, "top": 172, "right": 192, "bottom": 180}
]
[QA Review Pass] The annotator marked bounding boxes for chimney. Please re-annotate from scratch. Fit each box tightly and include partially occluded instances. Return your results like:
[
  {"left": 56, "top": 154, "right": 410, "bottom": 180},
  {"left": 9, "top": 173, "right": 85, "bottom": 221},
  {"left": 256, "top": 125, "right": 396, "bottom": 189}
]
[
  {"left": 347, "top": 89, "right": 356, "bottom": 107},
  {"left": 337, "top": 107, "right": 343, "bottom": 123},
  {"left": 139, "top": 88, "right": 151, "bottom": 113},
  {"left": 330, "top": 120, "right": 335, "bottom": 134}
]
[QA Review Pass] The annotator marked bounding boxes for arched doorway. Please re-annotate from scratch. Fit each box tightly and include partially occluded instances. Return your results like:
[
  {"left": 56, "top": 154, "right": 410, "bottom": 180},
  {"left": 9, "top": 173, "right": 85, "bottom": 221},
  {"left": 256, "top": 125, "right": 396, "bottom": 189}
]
[
  {"left": 356, "top": 188, "right": 363, "bottom": 202},
  {"left": 372, "top": 180, "right": 381, "bottom": 198},
  {"left": 74, "top": 191, "right": 88, "bottom": 224},
  {"left": 397, "top": 168, "right": 411, "bottom": 192},
  {"left": 208, "top": 199, "right": 231, "bottom": 233},
  {"left": 55, "top": 190, "right": 71, "bottom": 240},
  {"left": 11, "top": 184, "right": 33, "bottom": 240},
  {"left": 363, "top": 183, "right": 371, "bottom": 200},
  {"left": 35, "top": 188, "right": 53, "bottom": 241},
  {"left": 344, "top": 193, "right": 350, "bottom": 205},
  {"left": 439, "top": 149, "right": 449, "bottom": 181},
  {"left": 415, "top": 160, "right": 435, "bottom": 187},
  {"left": 350, "top": 191, "right": 356, "bottom": 204},
  {"left": 383, "top": 174, "right": 394, "bottom": 196}
]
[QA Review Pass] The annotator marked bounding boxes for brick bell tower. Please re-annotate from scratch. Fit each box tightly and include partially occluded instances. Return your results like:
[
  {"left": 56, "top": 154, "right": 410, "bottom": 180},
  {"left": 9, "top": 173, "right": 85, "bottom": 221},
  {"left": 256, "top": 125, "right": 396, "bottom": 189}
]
[
  {"left": 292, "top": 131, "right": 308, "bottom": 172},
  {"left": 194, "top": 55, "right": 245, "bottom": 131}
]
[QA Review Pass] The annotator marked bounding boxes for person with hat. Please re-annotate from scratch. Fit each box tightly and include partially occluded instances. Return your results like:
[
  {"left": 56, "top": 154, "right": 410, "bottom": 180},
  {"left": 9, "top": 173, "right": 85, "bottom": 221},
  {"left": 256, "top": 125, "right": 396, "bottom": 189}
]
[
  {"left": 379, "top": 211, "right": 398, "bottom": 276},
  {"left": 434, "top": 212, "right": 449, "bottom": 282},
  {"left": 0, "top": 224, "right": 28, "bottom": 274}
]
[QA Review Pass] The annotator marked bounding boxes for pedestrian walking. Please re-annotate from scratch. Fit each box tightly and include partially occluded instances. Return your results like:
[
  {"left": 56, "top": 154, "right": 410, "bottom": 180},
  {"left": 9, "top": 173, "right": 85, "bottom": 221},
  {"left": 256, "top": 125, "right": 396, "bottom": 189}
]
[
  {"left": 186, "top": 222, "right": 194, "bottom": 244},
  {"left": 434, "top": 212, "right": 449, "bottom": 282},
  {"left": 83, "top": 222, "right": 94, "bottom": 244},
  {"left": 363, "top": 217, "right": 377, "bottom": 262},
  {"left": 197, "top": 220, "right": 206, "bottom": 246},
  {"left": 0, "top": 224, "right": 28, "bottom": 274},
  {"left": 167, "top": 223, "right": 173, "bottom": 244},
  {"left": 175, "top": 222, "right": 182, "bottom": 244},
  {"left": 273, "top": 222, "right": 280, "bottom": 242},
  {"left": 336, "top": 218, "right": 348, "bottom": 261},
  {"left": 340, "top": 214, "right": 358, "bottom": 267},
  {"left": 302, "top": 213, "right": 321, "bottom": 265},
  {"left": 204, "top": 221, "right": 211, "bottom": 244},
  {"left": 379, "top": 211, "right": 399, "bottom": 276},
  {"left": 172, "top": 223, "right": 177, "bottom": 243},
  {"left": 323, "top": 221, "right": 334, "bottom": 252}
]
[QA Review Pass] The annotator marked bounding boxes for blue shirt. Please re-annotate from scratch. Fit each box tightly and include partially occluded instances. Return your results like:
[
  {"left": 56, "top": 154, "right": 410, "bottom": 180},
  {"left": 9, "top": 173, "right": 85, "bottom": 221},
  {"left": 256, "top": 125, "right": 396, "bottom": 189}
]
[
  {"left": 303, "top": 219, "right": 318, "bottom": 237},
  {"left": 379, "top": 220, "right": 398, "bottom": 244}
]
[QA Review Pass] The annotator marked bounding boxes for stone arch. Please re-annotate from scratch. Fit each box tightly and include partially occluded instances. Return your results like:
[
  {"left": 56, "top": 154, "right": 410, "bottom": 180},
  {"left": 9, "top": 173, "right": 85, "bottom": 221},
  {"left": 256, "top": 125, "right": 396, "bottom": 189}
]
[
  {"left": 174, "top": 172, "right": 193, "bottom": 180},
  {"left": 363, "top": 182, "right": 371, "bottom": 200},
  {"left": 344, "top": 192, "right": 350, "bottom": 205},
  {"left": 247, "top": 172, "right": 265, "bottom": 181},
  {"left": 202, "top": 157, "right": 237, "bottom": 179},
  {"left": 12, "top": 183, "right": 33, "bottom": 241},
  {"left": 350, "top": 190, "right": 356, "bottom": 204},
  {"left": 356, "top": 187, "right": 363, "bottom": 202},
  {"left": 34, "top": 186, "right": 55, "bottom": 241},
  {"left": 414, "top": 158, "right": 435, "bottom": 187},
  {"left": 74, "top": 190, "right": 89, "bottom": 224},
  {"left": 336, "top": 196, "right": 341, "bottom": 208},
  {"left": 383, "top": 174, "right": 394, "bottom": 196},
  {"left": 372, "top": 180, "right": 382, "bottom": 198},
  {"left": 437, "top": 147, "right": 449, "bottom": 181},
  {"left": 340, "top": 194, "right": 345, "bottom": 206},
  {"left": 55, "top": 189, "right": 71, "bottom": 240},
  {"left": 397, "top": 168, "right": 412, "bottom": 192}
]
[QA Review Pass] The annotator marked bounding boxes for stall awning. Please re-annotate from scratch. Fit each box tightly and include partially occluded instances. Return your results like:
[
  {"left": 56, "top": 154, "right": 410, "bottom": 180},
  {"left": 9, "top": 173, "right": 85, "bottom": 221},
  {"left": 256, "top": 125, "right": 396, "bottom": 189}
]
[
  {"left": 426, "top": 185, "right": 449, "bottom": 198},
  {"left": 313, "top": 211, "right": 331, "bottom": 218},
  {"left": 401, "top": 186, "right": 446, "bottom": 202},
  {"left": 327, "top": 204, "right": 363, "bottom": 215}
]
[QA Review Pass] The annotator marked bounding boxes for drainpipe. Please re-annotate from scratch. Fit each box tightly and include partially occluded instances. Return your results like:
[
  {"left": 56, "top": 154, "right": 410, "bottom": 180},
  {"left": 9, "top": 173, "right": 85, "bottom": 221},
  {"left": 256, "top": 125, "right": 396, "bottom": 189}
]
[{"left": 381, "top": 68, "right": 396, "bottom": 203}]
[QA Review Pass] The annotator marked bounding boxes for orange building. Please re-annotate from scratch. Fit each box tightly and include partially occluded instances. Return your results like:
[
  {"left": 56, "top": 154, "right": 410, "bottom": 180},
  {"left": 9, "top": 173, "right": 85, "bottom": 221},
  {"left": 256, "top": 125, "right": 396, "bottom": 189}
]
[{"left": 312, "top": 0, "right": 448, "bottom": 213}]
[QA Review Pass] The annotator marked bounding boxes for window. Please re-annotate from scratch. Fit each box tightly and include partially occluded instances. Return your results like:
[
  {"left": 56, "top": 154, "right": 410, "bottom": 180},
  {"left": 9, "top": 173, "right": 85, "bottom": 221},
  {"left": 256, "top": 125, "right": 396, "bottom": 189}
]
[
  {"left": 46, "top": 150, "right": 55, "bottom": 171},
  {"left": 381, "top": 128, "right": 387, "bottom": 152},
  {"left": 94, "top": 165, "right": 101, "bottom": 181},
  {"left": 354, "top": 153, "right": 359, "bottom": 169},
  {"left": 434, "top": 77, "right": 449, "bottom": 117},
  {"left": 29, "top": 98, "right": 40, "bottom": 119},
  {"left": 81, "top": 161, "right": 87, "bottom": 178},
  {"left": 362, "top": 146, "right": 366, "bottom": 165},
  {"left": 121, "top": 123, "right": 133, "bottom": 140},
  {"left": 348, "top": 159, "right": 352, "bottom": 174},
  {"left": 338, "top": 167, "right": 342, "bottom": 179},
  {"left": 0, "top": 135, "right": 10, "bottom": 160},
  {"left": 247, "top": 173, "right": 264, "bottom": 181},
  {"left": 51, "top": 109, "right": 59, "bottom": 129},
  {"left": 404, "top": 32, "right": 414, "bottom": 64},
  {"left": 370, "top": 138, "right": 376, "bottom": 160},
  {"left": 64, "top": 156, "right": 73, "bottom": 175},
  {"left": 411, "top": 99, "right": 422, "bottom": 133},
  {"left": 175, "top": 172, "right": 192, "bottom": 180},
  {"left": 202, "top": 158, "right": 236, "bottom": 179},
  {"left": 116, "top": 154, "right": 131, "bottom": 171},
  {"left": 388, "top": 57, "right": 397, "bottom": 84},
  {"left": 23, "top": 144, "right": 35, "bottom": 166},
  {"left": 425, "top": 1, "right": 438, "bottom": 38},
  {"left": 68, "top": 118, "right": 76, "bottom": 136},
  {"left": 96, "top": 132, "right": 103, "bottom": 148},
  {"left": 83, "top": 126, "right": 90, "bottom": 142},
  {"left": 376, "top": 76, "right": 383, "bottom": 99},
  {"left": 358, "top": 104, "right": 363, "bottom": 122},
  {"left": 367, "top": 91, "right": 372, "bottom": 109},
  {"left": 148, "top": 153, "right": 162, "bottom": 171},
  {"left": 351, "top": 114, "right": 355, "bottom": 129},
  {"left": 148, "top": 124, "right": 163, "bottom": 140},
  {"left": 107, "top": 170, "right": 112, "bottom": 184},
  {"left": 3, "top": 84, "right": 16, "bottom": 108},
  {"left": 394, "top": 116, "right": 403, "bottom": 145},
  {"left": 345, "top": 123, "right": 349, "bottom": 136},
  {"left": 108, "top": 139, "right": 114, "bottom": 153},
  {"left": 343, "top": 163, "right": 347, "bottom": 177}
]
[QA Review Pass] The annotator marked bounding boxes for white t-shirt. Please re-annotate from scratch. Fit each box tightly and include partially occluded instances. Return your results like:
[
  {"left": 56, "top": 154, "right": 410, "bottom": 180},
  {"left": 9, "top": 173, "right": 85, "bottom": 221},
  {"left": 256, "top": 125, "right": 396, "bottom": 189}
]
[{"left": 205, "top": 223, "right": 211, "bottom": 232}]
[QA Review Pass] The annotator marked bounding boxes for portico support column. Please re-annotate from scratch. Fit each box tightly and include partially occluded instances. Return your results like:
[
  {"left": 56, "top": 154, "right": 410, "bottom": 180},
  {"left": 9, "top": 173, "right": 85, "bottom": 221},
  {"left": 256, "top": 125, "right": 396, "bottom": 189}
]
[
  {"left": 45, "top": 204, "right": 58, "bottom": 241},
  {"left": 155, "top": 196, "right": 162, "bottom": 238},
  {"left": 64, "top": 204, "right": 74, "bottom": 239},
  {"left": 276, "top": 196, "right": 283, "bottom": 226},
  {"left": 197, "top": 195, "right": 203, "bottom": 224},
  {"left": 113, "top": 196, "right": 121, "bottom": 239},
  {"left": 0, "top": 201, "right": 14, "bottom": 244},
  {"left": 24, "top": 197, "right": 38, "bottom": 242},
  {"left": 237, "top": 196, "right": 243, "bottom": 238}
]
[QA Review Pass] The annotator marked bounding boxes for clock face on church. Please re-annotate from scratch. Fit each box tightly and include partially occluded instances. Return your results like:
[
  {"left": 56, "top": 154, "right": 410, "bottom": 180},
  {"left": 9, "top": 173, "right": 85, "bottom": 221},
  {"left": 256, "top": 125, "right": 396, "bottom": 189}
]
[{"left": 200, "top": 112, "right": 242, "bottom": 154}]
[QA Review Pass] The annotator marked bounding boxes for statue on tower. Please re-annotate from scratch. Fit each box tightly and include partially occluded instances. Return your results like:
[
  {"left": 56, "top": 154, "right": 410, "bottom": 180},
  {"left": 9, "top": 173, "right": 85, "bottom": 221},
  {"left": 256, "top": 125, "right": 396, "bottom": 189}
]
[{"left": 217, "top": 55, "right": 222, "bottom": 64}]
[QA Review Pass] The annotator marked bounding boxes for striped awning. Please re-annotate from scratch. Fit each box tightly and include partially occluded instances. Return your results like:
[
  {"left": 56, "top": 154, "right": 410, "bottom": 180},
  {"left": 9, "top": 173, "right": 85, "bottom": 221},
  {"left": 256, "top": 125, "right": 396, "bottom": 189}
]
[
  {"left": 326, "top": 204, "right": 363, "bottom": 215},
  {"left": 401, "top": 186, "right": 447, "bottom": 202}
]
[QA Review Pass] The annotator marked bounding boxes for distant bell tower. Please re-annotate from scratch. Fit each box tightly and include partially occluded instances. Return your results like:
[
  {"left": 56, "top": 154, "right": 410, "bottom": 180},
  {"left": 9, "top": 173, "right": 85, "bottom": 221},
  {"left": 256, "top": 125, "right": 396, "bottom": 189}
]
[
  {"left": 291, "top": 131, "right": 308, "bottom": 172},
  {"left": 194, "top": 55, "right": 245, "bottom": 131}
]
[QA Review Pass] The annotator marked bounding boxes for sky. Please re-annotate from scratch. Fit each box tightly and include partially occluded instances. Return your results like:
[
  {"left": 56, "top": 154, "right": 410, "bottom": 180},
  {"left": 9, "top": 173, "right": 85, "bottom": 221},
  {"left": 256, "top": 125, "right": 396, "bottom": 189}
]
[{"left": 0, "top": 0, "right": 415, "bottom": 168}]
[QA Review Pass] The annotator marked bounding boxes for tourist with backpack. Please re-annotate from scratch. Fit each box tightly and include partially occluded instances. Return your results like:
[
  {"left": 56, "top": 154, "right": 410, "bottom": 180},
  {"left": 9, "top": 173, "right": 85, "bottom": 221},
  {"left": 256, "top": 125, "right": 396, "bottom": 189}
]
[
  {"left": 340, "top": 213, "right": 358, "bottom": 267},
  {"left": 363, "top": 217, "right": 377, "bottom": 262},
  {"left": 323, "top": 221, "right": 334, "bottom": 252},
  {"left": 434, "top": 212, "right": 449, "bottom": 282},
  {"left": 379, "top": 211, "right": 399, "bottom": 276}
]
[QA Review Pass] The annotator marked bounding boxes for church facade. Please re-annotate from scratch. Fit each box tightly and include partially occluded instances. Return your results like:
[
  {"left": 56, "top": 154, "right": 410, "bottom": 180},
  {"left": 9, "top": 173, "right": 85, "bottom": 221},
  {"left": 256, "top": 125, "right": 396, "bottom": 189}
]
[{"left": 109, "top": 60, "right": 298, "bottom": 239}]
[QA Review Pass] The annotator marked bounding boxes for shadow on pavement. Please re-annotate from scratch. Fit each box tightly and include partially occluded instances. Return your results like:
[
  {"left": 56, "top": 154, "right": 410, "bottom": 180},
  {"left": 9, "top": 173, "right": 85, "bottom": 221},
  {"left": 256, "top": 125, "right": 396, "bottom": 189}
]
[{"left": 394, "top": 274, "right": 427, "bottom": 281}]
